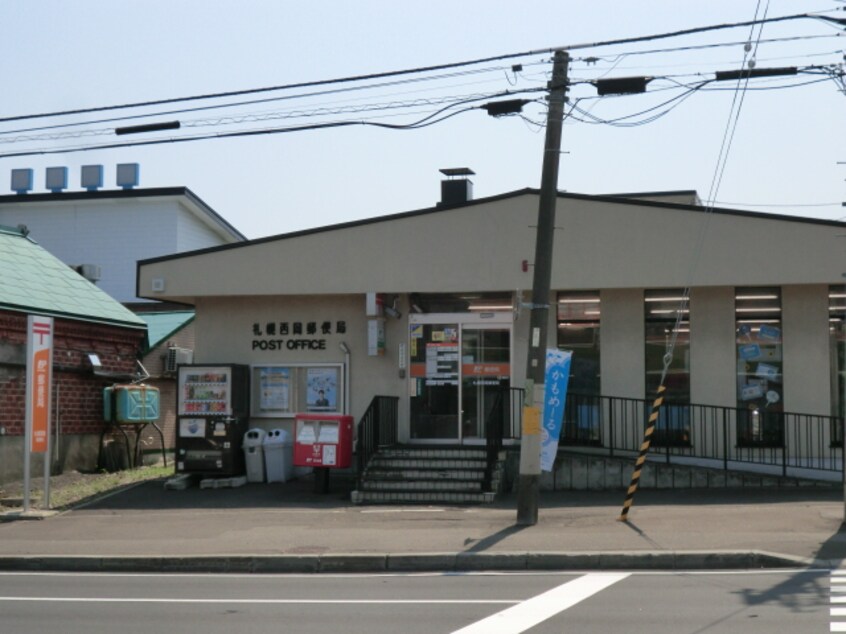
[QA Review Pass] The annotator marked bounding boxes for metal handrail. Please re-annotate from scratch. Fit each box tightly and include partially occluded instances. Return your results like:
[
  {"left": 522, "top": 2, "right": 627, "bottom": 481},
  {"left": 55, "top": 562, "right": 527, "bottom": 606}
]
[
  {"left": 356, "top": 395, "right": 399, "bottom": 486},
  {"left": 546, "top": 393, "right": 844, "bottom": 476}
]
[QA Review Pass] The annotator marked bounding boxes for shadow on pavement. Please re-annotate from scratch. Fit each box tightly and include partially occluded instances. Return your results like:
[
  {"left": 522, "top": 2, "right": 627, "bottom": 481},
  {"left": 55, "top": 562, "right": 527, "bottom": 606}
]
[
  {"left": 490, "top": 487, "right": 843, "bottom": 510},
  {"left": 462, "top": 524, "right": 530, "bottom": 553},
  {"left": 81, "top": 476, "right": 354, "bottom": 511},
  {"left": 724, "top": 517, "right": 846, "bottom": 619}
]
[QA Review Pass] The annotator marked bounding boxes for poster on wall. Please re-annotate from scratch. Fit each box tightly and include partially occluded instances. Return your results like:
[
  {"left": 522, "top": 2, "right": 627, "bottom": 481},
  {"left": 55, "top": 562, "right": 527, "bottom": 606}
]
[
  {"left": 259, "top": 367, "right": 290, "bottom": 413},
  {"left": 307, "top": 367, "right": 338, "bottom": 412}
]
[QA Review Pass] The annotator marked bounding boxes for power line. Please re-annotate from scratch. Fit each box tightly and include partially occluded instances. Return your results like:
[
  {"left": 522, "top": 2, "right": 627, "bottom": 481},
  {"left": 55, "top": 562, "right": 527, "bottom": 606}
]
[
  {"left": 572, "top": 32, "right": 842, "bottom": 66},
  {"left": 0, "top": 63, "right": 531, "bottom": 137},
  {"left": 712, "top": 200, "right": 844, "bottom": 208},
  {"left": 0, "top": 89, "right": 544, "bottom": 146},
  {"left": 0, "top": 93, "right": 526, "bottom": 159},
  {"left": 0, "top": 11, "right": 826, "bottom": 126}
]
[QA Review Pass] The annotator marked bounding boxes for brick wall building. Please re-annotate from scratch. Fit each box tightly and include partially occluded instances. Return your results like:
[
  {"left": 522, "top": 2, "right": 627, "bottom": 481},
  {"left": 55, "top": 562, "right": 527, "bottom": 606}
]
[{"left": 0, "top": 224, "right": 147, "bottom": 487}]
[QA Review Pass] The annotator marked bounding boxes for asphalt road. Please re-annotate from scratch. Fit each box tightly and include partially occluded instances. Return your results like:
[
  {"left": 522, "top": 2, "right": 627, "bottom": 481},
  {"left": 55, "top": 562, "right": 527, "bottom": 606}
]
[{"left": 0, "top": 569, "right": 839, "bottom": 633}]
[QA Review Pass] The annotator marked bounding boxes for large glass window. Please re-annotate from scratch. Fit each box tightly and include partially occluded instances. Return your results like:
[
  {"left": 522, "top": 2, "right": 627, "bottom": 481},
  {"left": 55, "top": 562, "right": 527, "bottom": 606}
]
[
  {"left": 645, "top": 289, "right": 691, "bottom": 446},
  {"left": 735, "top": 287, "right": 783, "bottom": 447},
  {"left": 557, "top": 291, "right": 601, "bottom": 445}
]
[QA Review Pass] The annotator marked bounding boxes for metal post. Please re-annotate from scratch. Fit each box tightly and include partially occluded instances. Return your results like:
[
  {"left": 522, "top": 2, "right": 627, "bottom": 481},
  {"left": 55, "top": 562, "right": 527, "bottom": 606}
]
[
  {"left": 516, "top": 50, "right": 570, "bottom": 526},
  {"left": 723, "top": 408, "right": 729, "bottom": 472}
]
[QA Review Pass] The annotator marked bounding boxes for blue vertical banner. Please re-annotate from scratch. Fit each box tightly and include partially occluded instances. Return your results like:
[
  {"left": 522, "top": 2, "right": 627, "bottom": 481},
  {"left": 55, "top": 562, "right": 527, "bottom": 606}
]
[{"left": 540, "top": 348, "right": 572, "bottom": 472}]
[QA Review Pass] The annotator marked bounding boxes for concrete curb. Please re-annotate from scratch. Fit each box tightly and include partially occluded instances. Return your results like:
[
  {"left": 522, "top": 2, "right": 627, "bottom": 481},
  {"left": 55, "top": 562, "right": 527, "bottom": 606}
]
[{"left": 0, "top": 550, "right": 816, "bottom": 574}]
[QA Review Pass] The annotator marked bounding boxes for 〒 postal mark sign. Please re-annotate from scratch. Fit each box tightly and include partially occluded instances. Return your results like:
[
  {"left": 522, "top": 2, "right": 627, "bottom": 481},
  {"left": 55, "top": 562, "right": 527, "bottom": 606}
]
[{"left": 26, "top": 316, "right": 53, "bottom": 454}]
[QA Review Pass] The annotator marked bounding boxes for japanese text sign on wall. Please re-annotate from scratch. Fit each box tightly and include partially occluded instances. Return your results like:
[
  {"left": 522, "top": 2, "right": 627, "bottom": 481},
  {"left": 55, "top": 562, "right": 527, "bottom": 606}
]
[
  {"left": 26, "top": 315, "right": 53, "bottom": 454},
  {"left": 251, "top": 319, "right": 347, "bottom": 352},
  {"left": 540, "top": 348, "right": 572, "bottom": 472}
]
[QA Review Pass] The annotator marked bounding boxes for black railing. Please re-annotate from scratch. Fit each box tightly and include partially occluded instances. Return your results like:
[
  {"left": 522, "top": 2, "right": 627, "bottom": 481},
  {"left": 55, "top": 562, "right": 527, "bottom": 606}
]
[
  {"left": 483, "top": 388, "right": 507, "bottom": 491},
  {"left": 527, "top": 393, "right": 844, "bottom": 477},
  {"left": 356, "top": 395, "right": 399, "bottom": 486}
]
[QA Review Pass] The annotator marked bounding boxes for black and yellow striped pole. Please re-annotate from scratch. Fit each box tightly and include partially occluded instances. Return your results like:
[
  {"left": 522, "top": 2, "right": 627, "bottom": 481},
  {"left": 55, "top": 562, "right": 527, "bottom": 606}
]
[{"left": 618, "top": 384, "right": 666, "bottom": 522}]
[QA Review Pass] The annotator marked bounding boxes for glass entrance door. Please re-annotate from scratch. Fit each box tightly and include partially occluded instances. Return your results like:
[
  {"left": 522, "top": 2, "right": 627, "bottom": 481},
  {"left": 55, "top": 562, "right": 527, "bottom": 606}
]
[
  {"left": 460, "top": 327, "right": 511, "bottom": 440},
  {"left": 409, "top": 315, "right": 511, "bottom": 443}
]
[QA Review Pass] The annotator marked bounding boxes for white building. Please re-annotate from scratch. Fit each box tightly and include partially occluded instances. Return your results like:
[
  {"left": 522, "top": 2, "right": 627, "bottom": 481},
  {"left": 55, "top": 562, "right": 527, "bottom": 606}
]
[{"left": 0, "top": 165, "right": 245, "bottom": 302}]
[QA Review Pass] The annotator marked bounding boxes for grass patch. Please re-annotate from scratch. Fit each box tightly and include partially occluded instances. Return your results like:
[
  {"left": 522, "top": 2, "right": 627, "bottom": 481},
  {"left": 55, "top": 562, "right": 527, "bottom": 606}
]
[{"left": 3, "top": 465, "right": 175, "bottom": 511}]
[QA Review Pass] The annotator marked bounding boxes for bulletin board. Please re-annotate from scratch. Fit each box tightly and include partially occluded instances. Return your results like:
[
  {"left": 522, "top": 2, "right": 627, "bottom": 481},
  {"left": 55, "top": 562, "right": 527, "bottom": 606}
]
[{"left": 251, "top": 363, "right": 344, "bottom": 418}]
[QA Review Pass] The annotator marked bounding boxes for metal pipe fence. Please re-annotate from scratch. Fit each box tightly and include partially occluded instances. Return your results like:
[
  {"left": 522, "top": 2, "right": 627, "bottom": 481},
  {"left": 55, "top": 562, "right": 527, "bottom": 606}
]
[{"left": 522, "top": 392, "right": 844, "bottom": 477}]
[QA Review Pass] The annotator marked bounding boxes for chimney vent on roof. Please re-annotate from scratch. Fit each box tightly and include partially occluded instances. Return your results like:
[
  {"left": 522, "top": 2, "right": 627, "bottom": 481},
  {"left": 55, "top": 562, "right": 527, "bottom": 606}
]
[
  {"left": 438, "top": 167, "right": 475, "bottom": 207},
  {"left": 80, "top": 165, "right": 103, "bottom": 191},
  {"left": 11, "top": 168, "right": 33, "bottom": 195},
  {"left": 45, "top": 166, "right": 68, "bottom": 192},
  {"left": 116, "top": 163, "right": 139, "bottom": 189}
]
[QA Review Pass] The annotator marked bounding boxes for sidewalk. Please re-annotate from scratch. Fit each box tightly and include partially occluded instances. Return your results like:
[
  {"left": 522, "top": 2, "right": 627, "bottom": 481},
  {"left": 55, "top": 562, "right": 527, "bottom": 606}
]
[{"left": 1, "top": 477, "right": 845, "bottom": 573}]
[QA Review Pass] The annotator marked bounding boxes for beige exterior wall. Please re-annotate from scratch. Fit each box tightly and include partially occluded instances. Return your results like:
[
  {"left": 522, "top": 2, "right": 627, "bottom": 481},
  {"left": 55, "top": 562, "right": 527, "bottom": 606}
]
[
  {"left": 690, "top": 287, "right": 736, "bottom": 406},
  {"left": 193, "top": 295, "right": 407, "bottom": 438},
  {"left": 136, "top": 192, "right": 845, "bottom": 428},
  {"left": 782, "top": 284, "right": 831, "bottom": 415},
  {"left": 600, "top": 288, "right": 645, "bottom": 400},
  {"left": 139, "top": 193, "right": 845, "bottom": 305}
]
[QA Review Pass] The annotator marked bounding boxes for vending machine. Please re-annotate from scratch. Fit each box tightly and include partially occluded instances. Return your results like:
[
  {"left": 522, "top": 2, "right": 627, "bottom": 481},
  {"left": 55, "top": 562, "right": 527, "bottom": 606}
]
[{"left": 175, "top": 364, "right": 250, "bottom": 476}]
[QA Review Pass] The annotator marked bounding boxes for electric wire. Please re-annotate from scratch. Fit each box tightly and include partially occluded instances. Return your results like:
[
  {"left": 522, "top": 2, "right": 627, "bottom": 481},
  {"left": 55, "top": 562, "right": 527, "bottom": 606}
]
[
  {"left": 0, "top": 10, "right": 826, "bottom": 127},
  {"left": 0, "top": 89, "right": 544, "bottom": 146},
  {"left": 571, "top": 33, "right": 841, "bottom": 66},
  {"left": 712, "top": 200, "right": 843, "bottom": 208},
  {"left": 662, "top": 0, "right": 773, "bottom": 387},
  {"left": 0, "top": 91, "right": 531, "bottom": 159},
  {"left": 0, "top": 63, "right": 542, "bottom": 138}
]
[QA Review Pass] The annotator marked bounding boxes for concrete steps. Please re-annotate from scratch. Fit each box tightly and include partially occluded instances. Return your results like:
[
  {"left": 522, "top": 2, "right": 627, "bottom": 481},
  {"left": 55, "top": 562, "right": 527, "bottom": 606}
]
[{"left": 352, "top": 446, "right": 504, "bottom": 505}]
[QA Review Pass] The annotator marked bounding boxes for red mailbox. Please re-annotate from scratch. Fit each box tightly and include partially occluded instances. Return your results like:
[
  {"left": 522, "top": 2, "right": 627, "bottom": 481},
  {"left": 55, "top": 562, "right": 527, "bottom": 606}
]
[{"left": 294, "top": 414, "right": 353, "bottom": 468}]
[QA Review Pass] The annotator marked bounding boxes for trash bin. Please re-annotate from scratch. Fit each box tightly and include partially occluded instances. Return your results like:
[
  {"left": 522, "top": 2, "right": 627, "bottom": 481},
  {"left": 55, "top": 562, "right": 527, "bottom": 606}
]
[
  {"left": 263, "top": 428, "right": 294, "bottom": 483},
  {"left": 243, "top": 428, "right": 267, "bottom": 483}
]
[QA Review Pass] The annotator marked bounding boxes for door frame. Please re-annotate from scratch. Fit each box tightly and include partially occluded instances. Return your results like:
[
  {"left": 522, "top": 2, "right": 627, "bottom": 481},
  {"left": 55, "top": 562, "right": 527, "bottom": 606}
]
[{"left": 408, "top": 312, "right": 514, "bottom": 445}]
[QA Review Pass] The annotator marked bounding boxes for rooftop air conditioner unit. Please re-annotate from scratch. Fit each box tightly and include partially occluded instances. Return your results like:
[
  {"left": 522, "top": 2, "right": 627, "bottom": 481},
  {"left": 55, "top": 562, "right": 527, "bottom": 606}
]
[
  {"left": 76, "top": 264, "right": 101, "bottom": 283},
  {"left": 165, "top": 347, "right": 194, "bottom": 374}
]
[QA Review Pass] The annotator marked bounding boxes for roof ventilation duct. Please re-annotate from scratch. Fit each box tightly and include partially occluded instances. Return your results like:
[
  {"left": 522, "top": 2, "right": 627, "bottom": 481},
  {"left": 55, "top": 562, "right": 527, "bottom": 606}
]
[
  {"left": 116, "top": 163, "right": 140, "bottom": 189},
  {"left": 438, "top": 167, "right": 475, "bottom": 207},
  {"left": 45, "top": 166, "right": 68, "bottom": 193},
  {"left": 81, "top": 165, "right": 104, "bottom": 191},
  {"left": 10, "top": 168, "right": 33, "bottom": 195}
]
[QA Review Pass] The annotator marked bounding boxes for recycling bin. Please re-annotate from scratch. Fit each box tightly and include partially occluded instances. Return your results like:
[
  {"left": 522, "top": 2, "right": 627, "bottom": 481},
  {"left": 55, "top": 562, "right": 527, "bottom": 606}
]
[
  {"left": 243, "top": 428, "right": 266, "bottom": 483},
  {"left": 263, "top": 428, "right": 294, "bottom": 483}
]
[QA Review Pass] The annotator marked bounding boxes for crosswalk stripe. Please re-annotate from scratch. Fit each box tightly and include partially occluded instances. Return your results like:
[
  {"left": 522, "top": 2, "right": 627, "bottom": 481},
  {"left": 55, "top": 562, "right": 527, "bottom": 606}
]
[{"left": 450, "top": 573, "right": 630, "bottom": 634}]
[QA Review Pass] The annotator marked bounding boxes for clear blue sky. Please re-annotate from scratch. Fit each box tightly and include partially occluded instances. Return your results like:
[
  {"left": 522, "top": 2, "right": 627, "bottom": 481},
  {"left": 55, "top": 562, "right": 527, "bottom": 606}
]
[{"left": 2, "top": 1, "right": 844, "bottom": 238}]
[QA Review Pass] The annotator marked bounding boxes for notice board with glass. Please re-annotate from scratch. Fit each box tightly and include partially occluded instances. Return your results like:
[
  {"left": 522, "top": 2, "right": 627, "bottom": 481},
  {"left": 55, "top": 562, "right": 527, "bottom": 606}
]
[{"left": 251, "top": 363, "right": 344, "bottom": 418}]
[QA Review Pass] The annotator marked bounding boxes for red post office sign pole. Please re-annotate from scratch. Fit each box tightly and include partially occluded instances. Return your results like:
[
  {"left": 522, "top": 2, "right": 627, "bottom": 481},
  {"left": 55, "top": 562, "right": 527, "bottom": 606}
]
[{"left": 24, "top": 315, "right": 53, "bottom": 512}]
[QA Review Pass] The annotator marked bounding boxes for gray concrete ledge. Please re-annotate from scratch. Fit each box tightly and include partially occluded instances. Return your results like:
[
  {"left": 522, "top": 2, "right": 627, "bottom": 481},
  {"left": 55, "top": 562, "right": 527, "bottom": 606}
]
[{"left": 0, "top": 550, "right": 816, "bottom": 574}]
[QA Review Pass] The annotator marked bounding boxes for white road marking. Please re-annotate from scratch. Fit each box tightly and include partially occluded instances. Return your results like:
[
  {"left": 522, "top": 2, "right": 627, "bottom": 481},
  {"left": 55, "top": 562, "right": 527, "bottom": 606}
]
[
  {"left": 450, "top": 573, "right": 629, "bottom": 634},
  {"left": 0, "top": 597, "right": 514, "bottom": 605},
  {"left": 832, "top": 571, "right": 846, "bottom": 632}
]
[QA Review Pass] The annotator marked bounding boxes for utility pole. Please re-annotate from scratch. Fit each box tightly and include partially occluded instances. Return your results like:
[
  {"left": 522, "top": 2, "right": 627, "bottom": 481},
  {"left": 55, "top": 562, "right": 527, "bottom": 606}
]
[{"left": 516, "top": 49, "right": 570, "bottom": 526}]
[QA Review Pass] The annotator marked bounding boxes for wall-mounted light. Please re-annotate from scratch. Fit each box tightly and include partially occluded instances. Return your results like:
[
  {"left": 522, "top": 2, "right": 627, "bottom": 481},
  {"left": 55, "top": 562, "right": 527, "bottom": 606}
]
[{"left": 87, "top": 353, "right": 102, "bottom": 370}]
